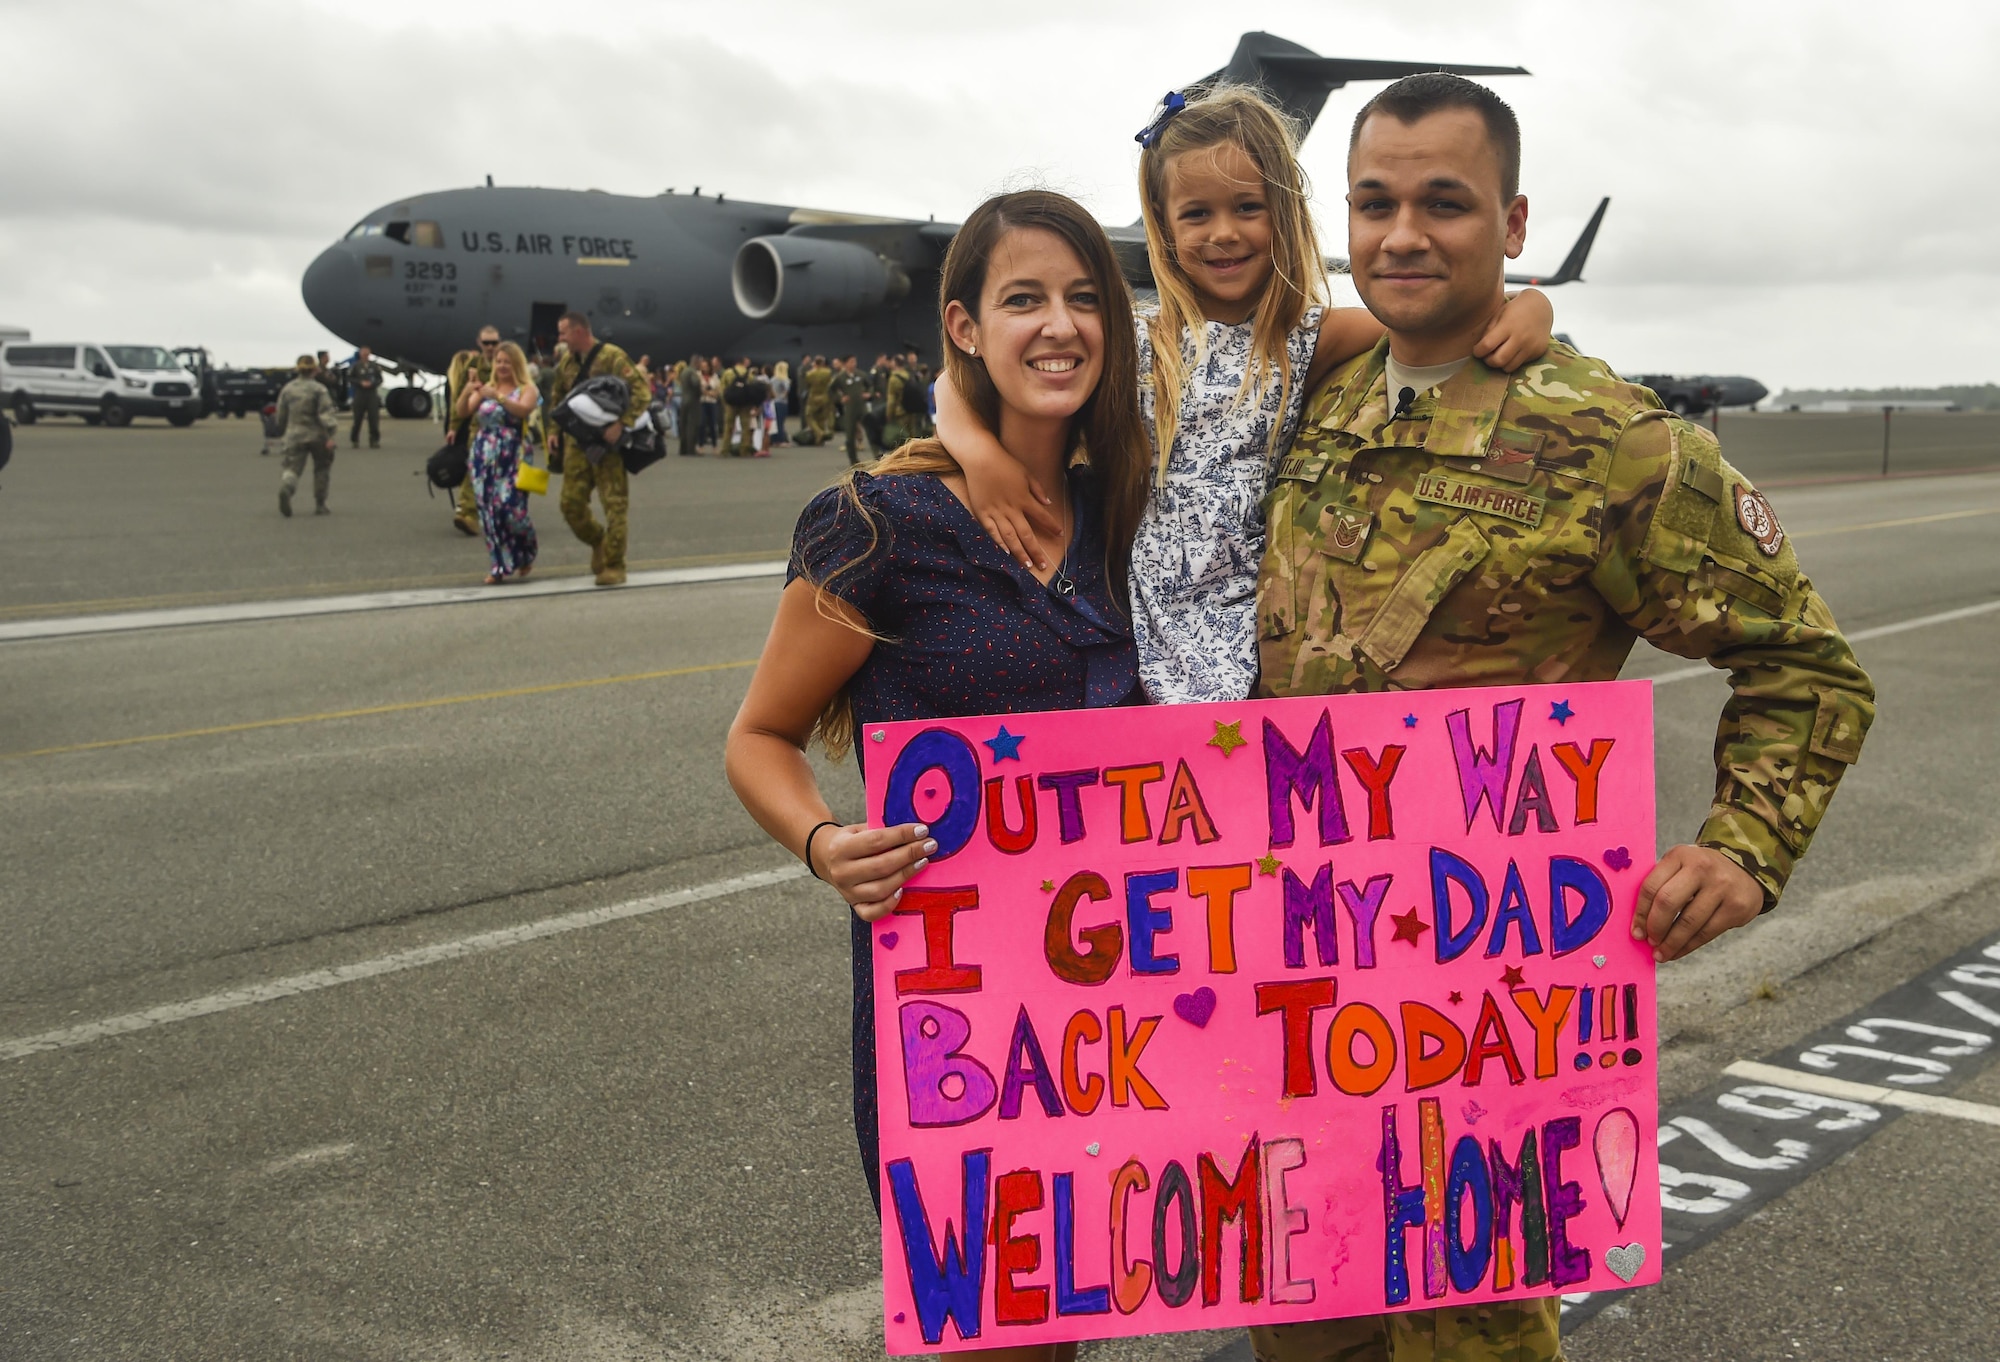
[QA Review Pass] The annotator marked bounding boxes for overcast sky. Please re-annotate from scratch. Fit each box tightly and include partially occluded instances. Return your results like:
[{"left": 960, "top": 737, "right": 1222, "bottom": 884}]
[{"left": 2, "top": 0, "right": 1994, "bottom": 391}]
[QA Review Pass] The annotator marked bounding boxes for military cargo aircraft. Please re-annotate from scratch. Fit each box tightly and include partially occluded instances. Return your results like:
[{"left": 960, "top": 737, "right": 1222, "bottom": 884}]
[{"left": 302, "top": 32, "right": 1607, "bottom": 376}]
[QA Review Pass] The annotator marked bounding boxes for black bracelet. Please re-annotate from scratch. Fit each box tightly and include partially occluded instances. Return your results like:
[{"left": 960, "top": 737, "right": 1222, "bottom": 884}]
[{"left": 802, "top": 820, "right": 840, "bottom": 881}]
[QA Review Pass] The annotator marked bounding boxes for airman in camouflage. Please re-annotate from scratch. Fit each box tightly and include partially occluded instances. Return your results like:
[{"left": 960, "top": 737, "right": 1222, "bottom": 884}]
[
  {"left": 273, "top": 355, "right": 339, "bottom": 517},
  {"left": 1247, "top": 71, "right": 1873, "bottom": 1362},
  {"left": 802, "top": 357, "right": 836, "bottom": 445},
  {"left": 882, "top": 354, "right": 929, "bottom": 449},
  {"left": 447, "top": 336, "right": 498, "bottom": 533},
  {"left": 1257, "top": 339, "right": 1873, "bottom": 908},
  {"left": 348, "top": 346, "right": 384, "bottom": 448},
  {"left": 677, "top": 354, "right": 704, "bottom": 457},
  {"left": 547, "top": 311, "right": 650, "bottom": 586},
  {"left": 833, "top": 356, "right": 868, "bottom": 465}
]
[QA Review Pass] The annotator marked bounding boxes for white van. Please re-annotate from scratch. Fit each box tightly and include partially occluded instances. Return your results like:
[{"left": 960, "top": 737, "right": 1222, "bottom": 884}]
[{"left": 0, "top": 343, "right": 203, "bottom": 427}]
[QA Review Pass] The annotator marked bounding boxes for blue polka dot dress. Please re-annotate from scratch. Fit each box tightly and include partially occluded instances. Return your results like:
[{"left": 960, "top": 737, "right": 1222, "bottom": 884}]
[{"left": 787, "top": 467, "right": 1139, "bottom": 1208}]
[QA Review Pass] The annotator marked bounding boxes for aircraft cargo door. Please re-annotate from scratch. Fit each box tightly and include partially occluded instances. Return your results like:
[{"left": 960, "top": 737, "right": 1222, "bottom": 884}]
[{"left": 529, "top": 302, "right": 566, "bottom": 357}]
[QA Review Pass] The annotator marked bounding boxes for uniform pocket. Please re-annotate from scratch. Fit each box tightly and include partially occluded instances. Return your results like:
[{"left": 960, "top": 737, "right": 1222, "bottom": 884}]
[{"left": 1354, "top": 516, "right": 1490, "bottom": 673}]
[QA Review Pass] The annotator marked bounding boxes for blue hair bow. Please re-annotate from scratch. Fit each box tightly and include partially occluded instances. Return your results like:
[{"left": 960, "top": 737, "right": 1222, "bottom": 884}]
[{"left": 1134, "top": 91, "right": 1187, "bottom": 149}]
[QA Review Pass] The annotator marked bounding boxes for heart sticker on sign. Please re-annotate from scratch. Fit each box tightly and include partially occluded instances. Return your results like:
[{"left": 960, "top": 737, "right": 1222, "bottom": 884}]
[
  {"left": 1173, "top": 987, "right": 1217, "bottom": 1028},
  {"left": 1604, "top": 1243, "right": 1647, "bottom": 1283},
  {"left": 878, "top": 931, "right": 899, "bottom": 950},
  {"left": 1594, "top": 1106, "right": 1641, "bottom": 1229}
]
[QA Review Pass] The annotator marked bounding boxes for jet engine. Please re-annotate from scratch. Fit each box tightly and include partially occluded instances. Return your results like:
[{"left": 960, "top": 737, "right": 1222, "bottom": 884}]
[{"left": 732, "top": 235, "right": 910, "bottom": 325}]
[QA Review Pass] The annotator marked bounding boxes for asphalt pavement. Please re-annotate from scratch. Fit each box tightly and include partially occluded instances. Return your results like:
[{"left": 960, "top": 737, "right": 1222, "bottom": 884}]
[{"left": 2, "top": 414, "right": 1998, "bottom": 1360}]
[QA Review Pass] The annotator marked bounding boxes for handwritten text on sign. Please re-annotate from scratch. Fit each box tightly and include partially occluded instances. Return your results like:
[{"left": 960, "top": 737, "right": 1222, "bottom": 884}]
[{"left": 865, "top": 682, "right": 1662, "bottom": 1352}]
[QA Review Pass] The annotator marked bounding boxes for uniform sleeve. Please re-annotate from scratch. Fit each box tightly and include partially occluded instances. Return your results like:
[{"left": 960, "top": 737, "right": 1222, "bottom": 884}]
[
  {"left": 1591, "top": 412, "right": 1876, "bottom": 907},
  {"left": 272, "top": 386, "right": 292, "bottom": 436},
  {"left": 787, "top": 481, "right": 891, "bottom": 620},
  {"left": 610, "top": 352, "right": 650, "bottom": 426}
]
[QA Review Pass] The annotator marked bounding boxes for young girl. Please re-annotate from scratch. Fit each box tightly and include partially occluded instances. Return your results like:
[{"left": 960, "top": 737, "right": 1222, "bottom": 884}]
[
  {"left": 726, "top": 189, "right": 1151, "bottom": 1362},
  {"left": 937, "top": 85, "right": 1553, "bottom": 705}
]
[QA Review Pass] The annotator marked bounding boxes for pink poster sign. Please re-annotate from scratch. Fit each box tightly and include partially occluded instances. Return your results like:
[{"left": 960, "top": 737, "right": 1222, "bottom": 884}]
[{"left": 864, "top": 681, "right": 1661, "bottom": 1353}]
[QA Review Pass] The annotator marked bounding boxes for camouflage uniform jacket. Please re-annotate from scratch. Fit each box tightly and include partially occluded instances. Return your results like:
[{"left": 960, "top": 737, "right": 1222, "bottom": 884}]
[
  {"left": 1257, "top": 340, "right": 1875, "bottom": 907},
  {"left": 545, "top": 342, "right": 650, "bottom": 451},
  {"left": 273, "top": 375, "right": 339, "bottom": 449},
  {"left": 804, "top": 365, "right": 834, "bottom": 404}
]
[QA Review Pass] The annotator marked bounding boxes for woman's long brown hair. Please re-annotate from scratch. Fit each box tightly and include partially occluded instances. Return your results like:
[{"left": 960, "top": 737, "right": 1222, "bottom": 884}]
[{"left": 804, "top": 189, "right": 1150, "bottom": 758}]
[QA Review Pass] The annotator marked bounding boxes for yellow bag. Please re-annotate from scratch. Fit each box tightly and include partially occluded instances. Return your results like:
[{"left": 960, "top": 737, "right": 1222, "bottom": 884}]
[{"left": 516, "top": 450, "right": 549, "bottom": 496}]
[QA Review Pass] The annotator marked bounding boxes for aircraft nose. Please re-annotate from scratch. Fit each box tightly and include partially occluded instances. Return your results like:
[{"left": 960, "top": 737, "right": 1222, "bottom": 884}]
[{"left": 301, "top": 245, "right": 359, "bottom": 335}]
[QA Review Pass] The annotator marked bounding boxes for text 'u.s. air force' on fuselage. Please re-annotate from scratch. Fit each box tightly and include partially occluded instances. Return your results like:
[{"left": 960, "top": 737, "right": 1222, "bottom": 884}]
[{"left": 301, "top": 32, "right": 1609, "bottom": 376}]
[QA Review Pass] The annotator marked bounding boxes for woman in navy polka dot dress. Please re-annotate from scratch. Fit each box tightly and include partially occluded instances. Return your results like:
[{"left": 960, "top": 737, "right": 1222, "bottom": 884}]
[{"left": 726, "top": 192, "right": 1152, "bottom": 1320}]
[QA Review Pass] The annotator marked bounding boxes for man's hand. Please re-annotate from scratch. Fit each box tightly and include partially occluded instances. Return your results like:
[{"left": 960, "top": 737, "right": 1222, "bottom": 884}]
[
  {"left": 604, "top": 421, "right": 624, "bottom": 444},
  {"left": 1633, "top": 845, "right": 1765, "bottom": 961}
]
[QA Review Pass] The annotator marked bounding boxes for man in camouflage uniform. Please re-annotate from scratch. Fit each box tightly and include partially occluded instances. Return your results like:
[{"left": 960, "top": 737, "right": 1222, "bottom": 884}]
[
  {"left": 547, "top": 310, "right": 650, "bottom": 586},
  {"left": 719, "top": 355, "right": 758, "bottom": 457},
  {"left": 881, "top": 352, "right": 927, "bottom": 450},
  {"left": 272, "top": 355, "right": 339, "bottom": 517},
  {"left": 833, "top": 355, "right": 868, "bottom": 465},
  {"left": 348, "top": 345, "right": 384, "bottom": 448},
  {"left": 445, "top": 328, "right": 501, "bottom": 533},
  {"left": 1249, "top": 73, "right": 1874, "bottom": 1362},
  {"left": 677, "top": 354, "right": 704, "bottom": 457},
  {"left": 801, "top": 354, "right": 835, "bottom": 445}
]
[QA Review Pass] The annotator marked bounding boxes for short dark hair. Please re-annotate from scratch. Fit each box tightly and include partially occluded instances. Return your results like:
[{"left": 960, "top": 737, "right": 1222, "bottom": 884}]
[
  {"left": 1350, "top": 72, "right": 1521, "bottom": 200},
  {"left": 557, "top": 310, "right": 590, "bottom": 330}
]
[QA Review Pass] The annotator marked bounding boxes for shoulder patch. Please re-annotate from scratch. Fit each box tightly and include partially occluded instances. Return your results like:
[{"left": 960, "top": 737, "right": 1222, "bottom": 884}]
[{"left": 1733, "top": 484, "right": 1785, "bottom": 557}]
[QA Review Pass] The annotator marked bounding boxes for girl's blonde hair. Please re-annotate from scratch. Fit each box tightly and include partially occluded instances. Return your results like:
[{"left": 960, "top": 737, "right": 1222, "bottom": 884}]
[
  {"left": 1137, "top": 84, "right": 1328, "bottom": 484},
  {"left": 802, "top": 190, "right": 1151, "bottom": 759}
]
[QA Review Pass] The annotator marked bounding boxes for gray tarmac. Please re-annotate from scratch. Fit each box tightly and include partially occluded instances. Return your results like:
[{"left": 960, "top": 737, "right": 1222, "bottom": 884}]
[{"left": 1, "top": 412, "right": 1998, "bottom": 1360}]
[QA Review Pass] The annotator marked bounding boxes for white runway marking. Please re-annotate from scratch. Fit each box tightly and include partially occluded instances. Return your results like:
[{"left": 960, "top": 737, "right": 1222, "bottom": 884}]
[
  {"left": 1644, "top": 596, "right": 2000, "bottom": 687},
  {"left": 0, "top": 559, "right": 789, "bottom": 643},
  {"left": 1724, "top": 1059, "right": 2000, "bottom": 1128},
  {"left": 0, "top": 864, "right": 810, "bottom": 1063}
]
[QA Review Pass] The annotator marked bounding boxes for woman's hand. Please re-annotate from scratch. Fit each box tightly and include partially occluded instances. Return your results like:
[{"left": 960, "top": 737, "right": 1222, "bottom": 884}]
[
  {"left": 1474, "top": 288, "right": 1555, "bottom": 371},
  {"left": 815, "top": 821, "right": 937, "bottom": 920}
]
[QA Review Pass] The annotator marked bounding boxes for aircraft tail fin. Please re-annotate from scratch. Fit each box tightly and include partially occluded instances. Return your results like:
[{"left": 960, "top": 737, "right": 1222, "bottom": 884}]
[
  {"left": 1503, "top": 197, "right": 1610, "bottom": 287},
  {"left": 1194, "top": 32, "right": 1529, "bottom": 142}
]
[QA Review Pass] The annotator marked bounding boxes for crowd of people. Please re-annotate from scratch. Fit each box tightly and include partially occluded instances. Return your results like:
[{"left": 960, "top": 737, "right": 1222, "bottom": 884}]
[
  {"left": 271, "top": 317, "right": 946, "bottom": 594},
  {"left": 632, "top": 348, "right": 938, "bottom": 463}
]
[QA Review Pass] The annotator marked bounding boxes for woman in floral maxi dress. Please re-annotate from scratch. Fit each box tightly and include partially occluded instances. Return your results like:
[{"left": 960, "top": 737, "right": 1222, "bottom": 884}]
[{"left": 459, "top": 341, "right": 539, "bottom": 584}]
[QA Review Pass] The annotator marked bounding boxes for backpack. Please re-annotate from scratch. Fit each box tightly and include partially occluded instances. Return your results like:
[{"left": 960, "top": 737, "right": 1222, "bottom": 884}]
[
  {"left": 898, "top": 371, "right": 931, "bottom": 418},
  {"left": 426, "top": 443, "right": 468, "bottom": 490},
  {"left": 725, "top": 373, "right": 769, "bottom": 407}
]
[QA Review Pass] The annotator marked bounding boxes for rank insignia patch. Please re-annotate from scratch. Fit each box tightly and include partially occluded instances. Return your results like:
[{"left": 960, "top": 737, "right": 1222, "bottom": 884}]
[
  {"left": 1734, "top": 484, "right": 1785, "bottom": 557},
  {"left": 1323, "top": 507, "right": 1374, "bottom": 562}
]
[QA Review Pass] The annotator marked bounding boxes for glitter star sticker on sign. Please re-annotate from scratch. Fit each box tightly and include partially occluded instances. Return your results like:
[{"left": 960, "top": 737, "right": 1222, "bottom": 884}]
[
  {"left": 1550, "top": 700, "right": 1575, "bottom": 726},
  {"left": 1390, "top": 908, "right": 1429, "bottom": 945},
  {"left": 1500, "top": 964, "right": 1527, "bottom": 988},
  {"left": 983, "top": 725, "right": 1025, "bottom": 762},
  {"left": 1207, "top": 719, "right": 1247, "bottom": 756},
  {"left": 1256, "top": 853, "right": 1282, "bottom": 877}
]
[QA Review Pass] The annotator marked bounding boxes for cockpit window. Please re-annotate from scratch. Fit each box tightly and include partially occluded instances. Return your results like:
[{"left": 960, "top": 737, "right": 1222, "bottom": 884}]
[
  {"left": 345, "top": 222, "right": 385, "bottom": 240},
  {"left": 384, "top": 221, "right": 411, "bottom": 243},
  {"left": 411, "top": 220, "right": 444, "bottom": 248}
]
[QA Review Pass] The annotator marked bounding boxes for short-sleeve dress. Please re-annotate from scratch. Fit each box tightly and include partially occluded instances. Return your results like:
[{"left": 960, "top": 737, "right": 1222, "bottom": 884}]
[
  {"left": 787, "top": 468, "right": 1139, "bottom": 1209},
  {"left": 1130, "top": 305, "right": 1325, "bottom": 705}
]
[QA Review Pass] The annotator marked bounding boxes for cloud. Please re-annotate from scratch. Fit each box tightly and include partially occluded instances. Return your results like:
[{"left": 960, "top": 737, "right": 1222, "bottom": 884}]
[{"left": 1, "top": 0, "right": 1994, "bottom": 388}]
